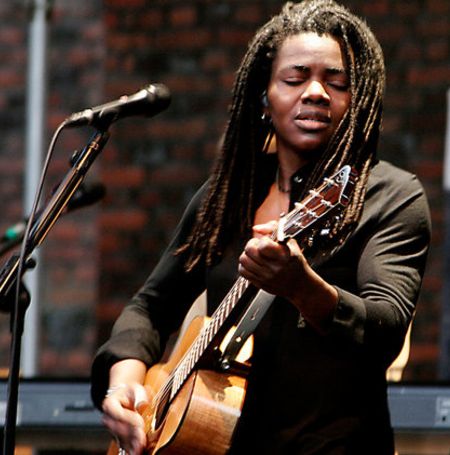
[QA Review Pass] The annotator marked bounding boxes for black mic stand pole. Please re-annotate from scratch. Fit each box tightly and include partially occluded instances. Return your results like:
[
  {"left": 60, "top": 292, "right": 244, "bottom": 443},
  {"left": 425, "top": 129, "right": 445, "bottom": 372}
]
[{"left": 1, "top": 125, "right": 111, "bottom": 455}]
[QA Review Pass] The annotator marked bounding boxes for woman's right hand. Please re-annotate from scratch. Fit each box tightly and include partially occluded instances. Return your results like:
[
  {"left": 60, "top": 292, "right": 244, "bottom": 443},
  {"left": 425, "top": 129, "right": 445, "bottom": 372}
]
[{"left": 102, "top": 382, "right": 149, "bottom": 455}]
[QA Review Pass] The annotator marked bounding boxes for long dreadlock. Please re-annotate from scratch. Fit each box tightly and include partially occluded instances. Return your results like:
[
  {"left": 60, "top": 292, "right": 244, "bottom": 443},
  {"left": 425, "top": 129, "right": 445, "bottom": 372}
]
[{"left": 180, "top": 0, "right": 386, "bottom": 270}]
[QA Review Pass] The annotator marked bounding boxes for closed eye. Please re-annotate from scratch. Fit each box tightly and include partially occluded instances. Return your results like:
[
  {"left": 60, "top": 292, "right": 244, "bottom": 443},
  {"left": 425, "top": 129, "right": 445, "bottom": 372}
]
[
  {"left": 284, "top": 79, "right": 305, "bottom": 86},
  {"left": 327, "top": 81, "right": 349, "bottom": 91}
]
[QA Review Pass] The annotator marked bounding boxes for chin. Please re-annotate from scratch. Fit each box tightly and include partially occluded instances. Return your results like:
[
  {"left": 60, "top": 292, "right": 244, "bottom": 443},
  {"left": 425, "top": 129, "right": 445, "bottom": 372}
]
[
  {"left": 293, "top": 131, "right": 331, "bottom": 151},
  {"left": 295, "top": 141, "right": 328, "bottom": 155}
]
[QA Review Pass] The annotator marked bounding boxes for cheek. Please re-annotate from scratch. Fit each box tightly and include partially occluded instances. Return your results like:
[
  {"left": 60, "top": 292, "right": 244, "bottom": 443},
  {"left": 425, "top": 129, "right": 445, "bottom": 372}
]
[
  {"left": 334, "top": 95, "right": 351, "bottom": 122},
  {"left": 267, "top": 84, "right": 298, "bottom": 115}
]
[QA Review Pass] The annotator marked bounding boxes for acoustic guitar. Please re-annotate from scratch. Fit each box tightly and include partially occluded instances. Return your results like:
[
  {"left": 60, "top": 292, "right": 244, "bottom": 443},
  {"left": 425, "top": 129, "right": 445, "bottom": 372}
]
[{"left": 107, "top": 165, "right": 356, "bottom": 455}]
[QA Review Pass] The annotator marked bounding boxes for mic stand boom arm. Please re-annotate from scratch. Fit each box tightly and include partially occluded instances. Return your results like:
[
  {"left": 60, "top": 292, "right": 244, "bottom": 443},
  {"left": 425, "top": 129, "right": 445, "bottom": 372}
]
[
  {"left": 0, "top": 127, "right": 110, "bottom": 455},
  {"left": 0, "top": 129, "right": 109, "bottom": 299}
]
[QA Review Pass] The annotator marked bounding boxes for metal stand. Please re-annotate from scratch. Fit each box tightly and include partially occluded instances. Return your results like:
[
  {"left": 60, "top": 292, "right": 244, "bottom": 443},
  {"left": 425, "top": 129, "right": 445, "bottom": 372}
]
[{"left": 0, "top": 127, "right": 110, "bottom": 455}]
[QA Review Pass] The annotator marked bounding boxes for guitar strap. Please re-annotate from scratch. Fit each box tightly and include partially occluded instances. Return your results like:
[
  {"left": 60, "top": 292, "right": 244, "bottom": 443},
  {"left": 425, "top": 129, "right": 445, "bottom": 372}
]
[{"left": 219, "top": 289, "right": 275, "bottom": 369}]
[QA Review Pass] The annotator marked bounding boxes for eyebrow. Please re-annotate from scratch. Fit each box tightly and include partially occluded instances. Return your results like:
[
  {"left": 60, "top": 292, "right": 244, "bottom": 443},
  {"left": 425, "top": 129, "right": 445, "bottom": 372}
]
[{"left": 291, "top": 64, "right": 348, "bottom": 75}]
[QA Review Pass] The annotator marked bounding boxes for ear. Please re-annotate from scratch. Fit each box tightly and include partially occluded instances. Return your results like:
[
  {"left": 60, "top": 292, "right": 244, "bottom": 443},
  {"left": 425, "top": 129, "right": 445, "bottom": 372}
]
[{"left": 261, "top": 90, "right": 269, "bottom": 108}]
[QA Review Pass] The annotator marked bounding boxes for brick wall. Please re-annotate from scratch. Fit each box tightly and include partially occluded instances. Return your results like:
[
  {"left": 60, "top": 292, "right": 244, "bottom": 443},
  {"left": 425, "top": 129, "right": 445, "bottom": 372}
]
[
  {"left": 0, "top": 1, "right": 104, "bottom": 376},
  {"left": 0, "top": 0, "right": 448, "bottom": 381}
]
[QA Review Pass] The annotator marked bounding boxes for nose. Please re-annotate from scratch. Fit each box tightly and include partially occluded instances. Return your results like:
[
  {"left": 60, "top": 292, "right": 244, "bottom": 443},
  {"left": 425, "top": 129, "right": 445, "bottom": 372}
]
[{"left": 301, "top": 80, "right": 330, "bottom": 105}]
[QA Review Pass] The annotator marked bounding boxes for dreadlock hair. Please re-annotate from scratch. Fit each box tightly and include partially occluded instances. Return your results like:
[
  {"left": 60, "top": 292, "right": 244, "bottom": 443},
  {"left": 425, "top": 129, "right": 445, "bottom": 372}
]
[{"left": 180, "top": 0, "right": 386, "bottom": 270}]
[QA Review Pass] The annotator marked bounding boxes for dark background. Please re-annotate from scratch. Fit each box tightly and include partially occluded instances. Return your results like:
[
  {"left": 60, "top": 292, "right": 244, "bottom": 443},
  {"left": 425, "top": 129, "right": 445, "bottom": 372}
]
[{"left": 0, "top": 0, "right": 448, "bottom": 383}]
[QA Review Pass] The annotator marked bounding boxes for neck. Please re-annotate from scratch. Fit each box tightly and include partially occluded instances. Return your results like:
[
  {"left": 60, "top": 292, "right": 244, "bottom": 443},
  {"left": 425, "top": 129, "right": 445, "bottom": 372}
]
[{"left": 276, "top": 167, "right": 291, "bottom": 193}]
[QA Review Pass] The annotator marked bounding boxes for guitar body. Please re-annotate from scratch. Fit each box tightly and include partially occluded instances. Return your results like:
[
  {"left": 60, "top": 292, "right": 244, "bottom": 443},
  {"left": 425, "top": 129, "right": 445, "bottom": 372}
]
[
  {"left": 108, "top": 316, "right": 250, "bottom": 455},
  {"left": 149, "top": 369, "right": 247, "bottom": 454}
]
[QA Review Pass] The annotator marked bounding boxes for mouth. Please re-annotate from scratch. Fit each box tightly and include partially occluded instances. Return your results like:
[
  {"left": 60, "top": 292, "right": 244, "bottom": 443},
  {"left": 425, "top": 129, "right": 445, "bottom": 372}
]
[{"left": 294, "top": 110, "right": 331, "bottom": 130}]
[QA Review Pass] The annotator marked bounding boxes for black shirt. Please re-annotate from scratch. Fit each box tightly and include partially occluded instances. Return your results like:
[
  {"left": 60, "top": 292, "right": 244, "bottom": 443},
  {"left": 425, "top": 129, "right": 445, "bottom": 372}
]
[{"left": 92, "top": 160, "right": 431, "bottom": 454}]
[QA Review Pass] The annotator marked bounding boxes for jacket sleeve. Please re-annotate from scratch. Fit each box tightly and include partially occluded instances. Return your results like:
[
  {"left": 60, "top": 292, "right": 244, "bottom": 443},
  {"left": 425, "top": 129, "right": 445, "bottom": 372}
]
[
  {"left": 329, "top": 167, "right": 431, "bottom": 366},
  {"left": 91, "top": 184, "right": 208, "bottom": 408}
]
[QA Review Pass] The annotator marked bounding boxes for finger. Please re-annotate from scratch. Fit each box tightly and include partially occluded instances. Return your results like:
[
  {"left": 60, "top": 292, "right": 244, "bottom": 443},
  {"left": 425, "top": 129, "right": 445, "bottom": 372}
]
[
  {"left": 130, "top": 423, "right": 147, "bottom": 455},
  {"left": 238, "top": 263, "right": 264, "bottom": 288},
  {"left": 103, "top": 396, "right": 143, "bottom": 427},
  {"left": 245, "top": 236, "right": 283, "bottom": 261},
  {"left": 103, "top": 409, "right": 147, "bottom": 455},
  {"left": 102, "top": 386, "right": 146, "bottom": 434},
  {"left": 255, "top": 237, "right": 292, "bottom": 263},
  {"left": 252, "top": 220, "right": 278, "bottom": 237},
  {"left": 239, "top": 249, "right": 266, "bottom": 277},
  {"left": 242, "top": 238, "right": 267, "bottom": 266}
]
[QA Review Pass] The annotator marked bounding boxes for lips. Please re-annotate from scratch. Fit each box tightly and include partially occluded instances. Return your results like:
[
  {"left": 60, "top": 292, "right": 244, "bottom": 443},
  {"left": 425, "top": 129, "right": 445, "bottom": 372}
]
[{"left": 295, "top": 110, "right": 331, "bottom": 130}]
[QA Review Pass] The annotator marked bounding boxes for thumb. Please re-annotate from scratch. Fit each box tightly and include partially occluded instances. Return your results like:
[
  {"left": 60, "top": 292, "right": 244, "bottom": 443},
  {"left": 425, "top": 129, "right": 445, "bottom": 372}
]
[{"left": 131, "top": 383, "right": 150, "bottom": 413}]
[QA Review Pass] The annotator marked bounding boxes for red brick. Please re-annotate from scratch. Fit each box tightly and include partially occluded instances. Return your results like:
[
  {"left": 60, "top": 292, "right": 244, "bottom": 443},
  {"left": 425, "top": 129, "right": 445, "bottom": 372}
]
[
  {"left": 0, "top": 69, "right": 24, "bottom": 88},
  {"left": 393, "top": 2, "right": 421, "bottom": 16},
  {"left": 362, "top": 0, "right": 390, "bottom": 16},
  {"left": 170, "top": 5, "right": 197, "bottom": 27},
  {"left": 163, "top": 74, "right": 214, "bottom": 93},
  {"left": 0, "top": 27, "right": 24, "bottom": 45},
  {"left": 417, "top": 18, "right": 449, "bottom": 36},
  {"left": 150, "top": 164, "right": 204, "bottom": 186},
  {"left": 146, "top": 118, "right": 208, "bottom": 140},
  {"left": 235, "top": 5, "right": 263, "bottom": 24},
  {"left": 202, "top": 50, "right": 229, "bottom": 71},
  {"left": 409, "top": 343, "right": 439, "bottom": 363},
  {"left": 105, "top": 0, "right": 146, "bottom": 7},
  {"left": 427, "top": 0, "right": 450, "bottom": 14},
  {"left": 426, "top": 41, "right": 449, "bottom": 61},
  {"left": 157, "top": 30, "right": 212, "bottom": 49},
  {"left": 219, "top": 29, "right": 253, "bottom": 46},
  {"left": 101, "top": 167, "right": 145, "bottom": 188},
  {"left": 101, "top": 209, "right": 148, "bottom": 230},
  {"left": 138, "top": 10, "right": 164, "bottom": 28},
  {"left": 407, "top": 65, "right": 450, "bottom": 85}
]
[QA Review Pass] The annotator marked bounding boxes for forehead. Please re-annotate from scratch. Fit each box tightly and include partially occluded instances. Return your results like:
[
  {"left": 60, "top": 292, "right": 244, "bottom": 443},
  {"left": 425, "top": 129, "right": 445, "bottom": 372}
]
[{"left": 273, "top": 32, "right": 347, "bottom": 71}]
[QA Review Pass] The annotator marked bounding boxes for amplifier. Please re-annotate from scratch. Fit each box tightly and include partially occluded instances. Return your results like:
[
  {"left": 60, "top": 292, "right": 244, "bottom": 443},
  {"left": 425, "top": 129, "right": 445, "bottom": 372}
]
[
  {"left": 388, "top": 384, "right": 450, "bottom": 455},
  {"left": 388, "top": 383, "right": 450, "bottom": 429},
  {"left": 0, "top": 379, "right": 108, "bottom": 450}
]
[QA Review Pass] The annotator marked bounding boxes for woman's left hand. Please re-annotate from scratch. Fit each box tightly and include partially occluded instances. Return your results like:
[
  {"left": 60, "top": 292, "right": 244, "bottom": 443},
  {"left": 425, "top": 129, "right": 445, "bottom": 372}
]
[
  {"left": 238, "top": 220, "right": 338, "bottom": 333},
  {"left": 238, "top": 221, "right": 306, "bottom": 300}
]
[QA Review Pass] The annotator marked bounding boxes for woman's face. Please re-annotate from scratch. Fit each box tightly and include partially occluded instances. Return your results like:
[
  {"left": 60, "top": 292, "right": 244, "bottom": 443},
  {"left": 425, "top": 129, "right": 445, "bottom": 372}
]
[{"left": 266, "top": 32, "right": 351, "bottom": 166}]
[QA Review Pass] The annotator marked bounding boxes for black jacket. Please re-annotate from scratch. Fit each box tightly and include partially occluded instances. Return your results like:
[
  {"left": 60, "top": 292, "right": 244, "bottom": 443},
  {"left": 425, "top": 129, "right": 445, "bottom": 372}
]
[{"left": 92, "top": 160, "right": 431, "bottom": 454}]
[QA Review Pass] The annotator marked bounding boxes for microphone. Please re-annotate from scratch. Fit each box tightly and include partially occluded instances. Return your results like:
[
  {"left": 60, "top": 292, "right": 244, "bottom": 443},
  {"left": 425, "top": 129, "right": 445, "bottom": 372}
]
[
  {"left": 0, "top": 182, "right": 106, "bottom": 245},
  {"left": 64, "top": 83, "right": 171, "bottom": 128}
]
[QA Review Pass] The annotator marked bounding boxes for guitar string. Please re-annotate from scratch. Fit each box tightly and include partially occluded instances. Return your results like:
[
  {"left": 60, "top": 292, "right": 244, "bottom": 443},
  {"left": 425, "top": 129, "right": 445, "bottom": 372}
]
[
  {"left": 147, "top": 290, "right": 243, "bottom": 422},
  {"left": 149, "top": 276, "right": 249, "bottom": 409}
]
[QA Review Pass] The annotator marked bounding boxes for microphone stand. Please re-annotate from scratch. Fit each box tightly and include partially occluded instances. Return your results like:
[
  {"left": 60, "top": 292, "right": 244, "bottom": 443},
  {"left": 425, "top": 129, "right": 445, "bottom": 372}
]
[{"left": 0, "top": 125, "right": 111, "bottom": 455}]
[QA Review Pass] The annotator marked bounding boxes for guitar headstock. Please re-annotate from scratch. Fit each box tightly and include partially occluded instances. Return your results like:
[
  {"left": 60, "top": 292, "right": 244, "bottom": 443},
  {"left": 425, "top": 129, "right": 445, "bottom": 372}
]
[{"left": 277, "top": 165, "right": 357, "bottom": 242}]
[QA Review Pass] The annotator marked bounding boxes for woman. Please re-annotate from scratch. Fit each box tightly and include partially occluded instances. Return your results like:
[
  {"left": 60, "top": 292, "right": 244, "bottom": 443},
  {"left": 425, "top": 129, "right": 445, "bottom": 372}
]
[{"left": 92, "top": 1, "right": 431, "bottom": 454}]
